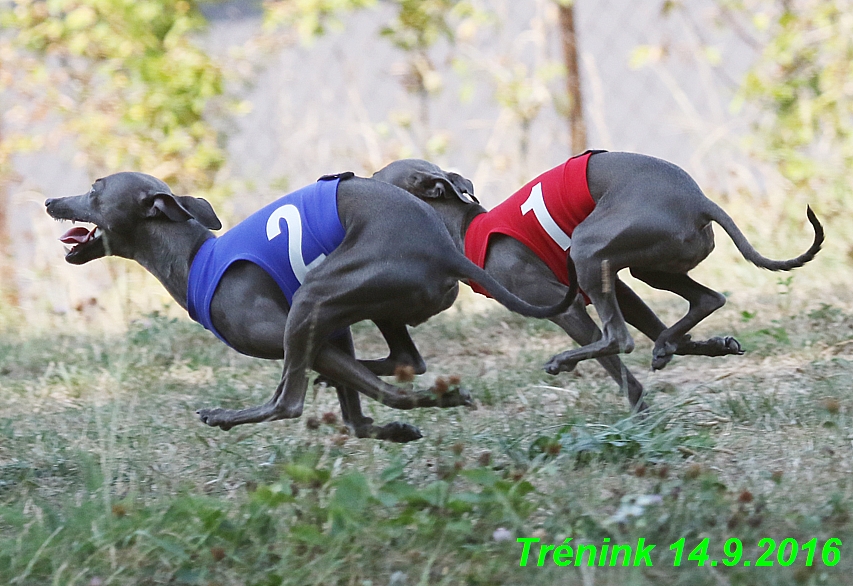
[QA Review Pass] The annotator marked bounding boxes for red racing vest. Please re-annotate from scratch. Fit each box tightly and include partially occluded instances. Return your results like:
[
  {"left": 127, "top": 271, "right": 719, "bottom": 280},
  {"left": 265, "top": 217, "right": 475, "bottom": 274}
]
[{"left": 464, "top": 151, "right": 599, "bottom": 300}]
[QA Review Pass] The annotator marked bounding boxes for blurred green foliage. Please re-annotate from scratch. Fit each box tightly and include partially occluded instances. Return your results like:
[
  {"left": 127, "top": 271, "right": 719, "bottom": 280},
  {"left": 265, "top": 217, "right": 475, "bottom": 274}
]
[
  {"left": 263, "top": 0, "right": 377, "bottom": 40},
  {"left": 2, "top": 0, "right": 852, "bottom": 204},
  {"left": 0, "top": 0, "right": 229, "bottom": 193},
  {"left": 733, "top": 0, "right": 853, "bottom": 213}
]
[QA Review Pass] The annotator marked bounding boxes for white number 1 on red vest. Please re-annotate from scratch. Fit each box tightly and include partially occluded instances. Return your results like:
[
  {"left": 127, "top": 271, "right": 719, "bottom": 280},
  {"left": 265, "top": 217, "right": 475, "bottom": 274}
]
[{"left": 520, "top": 183, "right": 572, "bottom": 250}]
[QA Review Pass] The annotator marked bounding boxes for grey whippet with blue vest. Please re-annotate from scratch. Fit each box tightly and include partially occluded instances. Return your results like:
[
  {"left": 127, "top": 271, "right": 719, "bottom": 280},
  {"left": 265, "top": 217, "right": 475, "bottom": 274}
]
[
  {"left": 373, "top": 152, "right": 824, "bottom": 410},
  {"left": 45, "top": 171, "right": 574, "bottom": 442}
]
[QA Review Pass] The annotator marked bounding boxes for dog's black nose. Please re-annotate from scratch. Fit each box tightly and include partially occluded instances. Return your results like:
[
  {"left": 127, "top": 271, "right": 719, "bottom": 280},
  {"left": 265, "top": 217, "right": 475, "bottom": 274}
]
[{"left": 45, "top": 198, "right": 55, "bottom": 208}]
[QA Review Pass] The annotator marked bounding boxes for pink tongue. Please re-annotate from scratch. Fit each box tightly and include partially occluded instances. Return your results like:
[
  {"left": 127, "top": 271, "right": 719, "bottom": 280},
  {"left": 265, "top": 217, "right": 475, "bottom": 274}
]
[{"left": 59, "top": 226, "right": 95, "bottom": 245}]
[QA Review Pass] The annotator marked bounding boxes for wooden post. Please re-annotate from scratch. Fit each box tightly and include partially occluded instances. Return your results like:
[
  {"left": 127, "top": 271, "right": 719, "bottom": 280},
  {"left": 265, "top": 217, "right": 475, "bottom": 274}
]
[{"left": 557, "top": 1, "right": 586, "bottom": 153}]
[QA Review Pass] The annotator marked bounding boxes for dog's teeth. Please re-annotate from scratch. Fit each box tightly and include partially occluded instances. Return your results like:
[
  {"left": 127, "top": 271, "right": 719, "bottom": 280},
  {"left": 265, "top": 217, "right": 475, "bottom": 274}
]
[
  {"left": 63, "top": 246, "right": 71, "bottom": 254},
  {"left": 94, "top": 228, "right": 102, "bottom": 238}
]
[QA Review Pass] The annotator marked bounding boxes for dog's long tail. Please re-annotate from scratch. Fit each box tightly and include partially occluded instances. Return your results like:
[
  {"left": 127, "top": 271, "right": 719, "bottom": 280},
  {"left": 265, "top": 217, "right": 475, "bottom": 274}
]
[
  {"left": 705, "top": 202, "right": 824, "bottom": 271},
  {"left": 449, "top": 254, "right": 579, "bottom": 319}
]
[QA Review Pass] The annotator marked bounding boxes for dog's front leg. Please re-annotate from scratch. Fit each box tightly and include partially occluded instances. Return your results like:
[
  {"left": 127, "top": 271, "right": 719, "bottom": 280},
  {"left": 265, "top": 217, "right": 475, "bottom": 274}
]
[
  {"left": 543, "top": 250, "right": 636, "bottom": 373},
  {"left": 196, "top": 365, "right": 307, "bottom": 430},
  {"left": 197, "top": 292, "right": 333, "bottom": 430}
]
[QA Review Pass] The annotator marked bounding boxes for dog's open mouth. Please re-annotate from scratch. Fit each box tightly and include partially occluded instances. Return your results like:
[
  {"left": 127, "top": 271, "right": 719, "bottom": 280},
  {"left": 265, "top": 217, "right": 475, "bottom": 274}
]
[{"left": 58, "top": 224, "right": 106, "bottom": 264}]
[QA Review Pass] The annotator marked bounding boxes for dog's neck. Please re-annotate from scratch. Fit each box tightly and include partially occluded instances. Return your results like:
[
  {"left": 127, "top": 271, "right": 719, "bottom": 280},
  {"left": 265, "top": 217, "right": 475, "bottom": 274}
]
[
  {"left": 430, "top": 200, "right": 487, "bottom": 252},
  {"left": 131, "top": 221, "right": 214, "bottom": 310}
]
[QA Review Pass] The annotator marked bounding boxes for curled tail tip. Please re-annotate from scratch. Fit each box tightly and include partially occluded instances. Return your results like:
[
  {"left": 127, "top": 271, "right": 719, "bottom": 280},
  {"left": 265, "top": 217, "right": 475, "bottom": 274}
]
[
  {"left": 806, "top": 205, "right": 825, "bottom": 248},
  {"left": 757, "top": 206, "right": 823, "bottom": 272}
]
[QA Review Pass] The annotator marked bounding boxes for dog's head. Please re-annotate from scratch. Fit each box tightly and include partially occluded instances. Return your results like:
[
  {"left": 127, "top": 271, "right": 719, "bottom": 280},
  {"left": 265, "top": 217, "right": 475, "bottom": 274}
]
[
  {"left": 44, "top": 172, "right": 222, "bottom": 265},
  {"left": 372, "top": 159, "right": 478, "bottom": 205}
]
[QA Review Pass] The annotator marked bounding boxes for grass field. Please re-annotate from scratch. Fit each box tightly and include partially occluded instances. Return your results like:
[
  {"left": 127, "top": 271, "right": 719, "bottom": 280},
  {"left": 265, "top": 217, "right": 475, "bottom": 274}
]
[{"left": 1, "top": 286, "right": 852, "bottom": 585}]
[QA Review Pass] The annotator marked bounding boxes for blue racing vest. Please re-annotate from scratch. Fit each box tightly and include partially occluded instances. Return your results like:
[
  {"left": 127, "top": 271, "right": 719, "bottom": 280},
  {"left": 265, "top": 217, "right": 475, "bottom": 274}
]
[{"left": 187, "top": 176, "right": 347, "bottom": 348}]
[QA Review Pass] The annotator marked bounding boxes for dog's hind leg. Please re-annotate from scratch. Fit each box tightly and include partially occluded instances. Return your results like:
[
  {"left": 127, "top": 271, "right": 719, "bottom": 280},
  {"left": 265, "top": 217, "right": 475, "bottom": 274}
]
[
  {"left": 629, "top": 269, "right": 730, "bottom": 370},
  {"left": 359, "top": 321, "right": 427, "bottom": 377},
  {"left": 324, "top": 330, "right": 424, "bottom": 442},
  {"left": 617, "top": 277, "right": 743, "bottom": 362}
]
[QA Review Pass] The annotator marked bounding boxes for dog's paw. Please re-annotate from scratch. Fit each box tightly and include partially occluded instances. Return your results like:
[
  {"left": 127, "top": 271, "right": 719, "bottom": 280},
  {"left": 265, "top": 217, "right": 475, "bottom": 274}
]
[
  {"left": 651, "top": 342, "right": 677, "bottom": 370},
  {"left": 372, "top": 421, "right": 424, "bottom": 443},
  {"left": 722, "top": 336, "right": 744, "bottom": 355},
  {"left": 197, "top": 408, "right": 234, "bottom": 431},
  {"left": 434, "top": 386, "right": 473, "bottom": 408},
  {"left": 700, "top": 336, "right": 745, "bottom": 357},
  {"left": 544, "top": 354, "right": 577, "bottom": 375}
]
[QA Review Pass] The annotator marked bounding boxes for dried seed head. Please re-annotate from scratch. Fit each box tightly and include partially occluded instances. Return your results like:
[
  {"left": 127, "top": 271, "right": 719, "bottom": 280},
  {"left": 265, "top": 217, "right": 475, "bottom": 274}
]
[
  {"left": 684, "top": 463, "right": 703, "bottom": 480},
  {"left": 477, "top": 451, "right": 492, "bottom": 466},
  {"left": 321, "top": 411, "right": 337, "bottom": 425},
  {"left": 634, "top": 464, "right": 647, "bottom": 477},
  {"left": 657, "top": 464, "right": 669, "bottom": 479},
  {"left": 395, "top": 364, "right": 416, "bottom": 382},
  {"left": 822, "top": 397, "right": 841, "bottom": 414},
  {"left": 433, "top": 377, "right": 449, "bottom": 396},
  {"left": 111, "top": 504, "right": 127, "bottom": 517},
  {"left": 545, "top": 441, "right": 562, "bottom": 456},
  {"left": 448, "top": 375, "right": 461, "bottom": 386},
  {"left": 451, "top": 442, "right": 464, "bottom": 455},
  {"left": 210, "top": 547, "right": 226, "bottom": 562},
  {"left": 306, "top": 416, "right": 321, "bottom": 430},
  {"left": 771, "top": 470, "right": 784, "bottom": 483},
  {"left": 332, "top": 434, "right": 347, "bottom": 446},
  {"left": 738, "top": 489, "right": 754, "bottom": 503}
]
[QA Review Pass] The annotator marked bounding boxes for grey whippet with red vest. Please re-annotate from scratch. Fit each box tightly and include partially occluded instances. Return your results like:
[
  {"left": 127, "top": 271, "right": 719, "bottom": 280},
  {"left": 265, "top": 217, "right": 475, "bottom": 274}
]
[{"left": 373, "top": 152, "right": 824, "bottom": 410}]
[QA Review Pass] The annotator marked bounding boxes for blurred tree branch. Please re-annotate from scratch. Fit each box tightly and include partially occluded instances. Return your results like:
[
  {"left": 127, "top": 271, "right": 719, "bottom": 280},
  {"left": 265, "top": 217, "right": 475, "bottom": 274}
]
[{"left": 555, "top": 0, "right": 586, "bottom": 153}]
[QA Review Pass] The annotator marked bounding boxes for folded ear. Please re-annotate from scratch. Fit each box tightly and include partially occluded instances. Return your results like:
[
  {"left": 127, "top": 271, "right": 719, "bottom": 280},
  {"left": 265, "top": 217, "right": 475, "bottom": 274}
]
[
  {"left": 177, "top": 195, "right": 222, "bottom": 230},
  {"left": 411, "top": 170, "right": 477, "bottom": 204},
  {"left": 147, "top": 193, "right": 222, "bottom": 230},
  {"left": 448, "top": 171, "right": 478, "bottom": 204}
]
